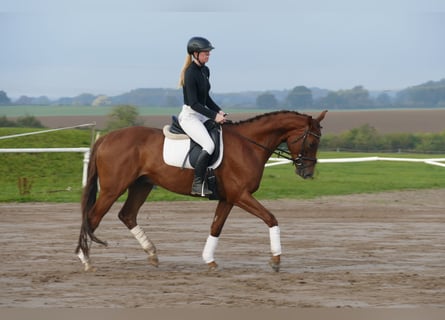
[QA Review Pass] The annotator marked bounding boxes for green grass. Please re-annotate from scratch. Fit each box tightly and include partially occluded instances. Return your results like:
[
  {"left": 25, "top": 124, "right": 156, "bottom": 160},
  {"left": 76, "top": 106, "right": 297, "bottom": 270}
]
[
  {"left": 258, "top": 155, "right": 445, "bottom": 199},
  {"left": 1, "top": 128, "right": 444, "bottom": 202}
]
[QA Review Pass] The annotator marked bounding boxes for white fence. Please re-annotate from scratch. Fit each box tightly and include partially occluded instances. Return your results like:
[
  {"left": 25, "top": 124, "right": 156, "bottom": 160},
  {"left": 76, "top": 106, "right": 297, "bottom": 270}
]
[
  {"left": 2, "top": 123, "right": 444, "bottom": 190},
  {"left": 0, "top": 148, "right": 91, "bottom": 186},
  {"left": 0, "top": 123, "right": 95, "bottom": 187},
  {"left": 1, "top": 148, "right": 444, "bottom": 189},
  {"left": 266, "top": 156, "right": 445, "bottom": 168}
]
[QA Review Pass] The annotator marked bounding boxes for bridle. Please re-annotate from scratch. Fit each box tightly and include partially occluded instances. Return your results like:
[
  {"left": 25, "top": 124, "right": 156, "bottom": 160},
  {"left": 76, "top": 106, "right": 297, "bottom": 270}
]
[
  {"left": 235, "top": 126, "right": 321, "bottom": 169},
  {"left": 289, "top": 129, "right": 321, "bottom": 169}
]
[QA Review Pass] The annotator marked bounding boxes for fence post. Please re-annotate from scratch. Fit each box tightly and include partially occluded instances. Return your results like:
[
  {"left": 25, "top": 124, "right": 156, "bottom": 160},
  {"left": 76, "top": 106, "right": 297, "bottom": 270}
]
[{"left": 82, "top": 149, "right": 90, "bottom": 187}]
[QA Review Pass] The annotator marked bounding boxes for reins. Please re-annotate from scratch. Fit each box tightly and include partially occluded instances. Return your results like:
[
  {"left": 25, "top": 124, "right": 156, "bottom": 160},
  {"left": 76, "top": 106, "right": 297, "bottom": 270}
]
[{"left": 228, "top": 125, "right": 321, "bottom": 167}]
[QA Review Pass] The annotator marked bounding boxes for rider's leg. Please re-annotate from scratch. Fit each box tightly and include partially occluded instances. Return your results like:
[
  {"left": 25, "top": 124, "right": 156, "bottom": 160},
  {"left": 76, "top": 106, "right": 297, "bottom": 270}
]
[
  {"left": 191, "top": 149, "right": 212, "bottom": 196},
  {"left": 179, "top": 106, "right": 215, "bottom": 196}
]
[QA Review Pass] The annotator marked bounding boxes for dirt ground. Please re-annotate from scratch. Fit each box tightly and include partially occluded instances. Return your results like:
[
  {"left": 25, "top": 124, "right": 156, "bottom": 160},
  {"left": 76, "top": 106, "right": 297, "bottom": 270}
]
[
  {"left": 0, "top": 189, "right": 444, "bottom": 308},
  {"left": 35, "top": 108, "right": 445, "bottom": 134}
]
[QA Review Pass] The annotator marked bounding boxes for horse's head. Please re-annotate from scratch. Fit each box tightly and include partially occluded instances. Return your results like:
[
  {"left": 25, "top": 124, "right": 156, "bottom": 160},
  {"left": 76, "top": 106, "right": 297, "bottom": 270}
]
[{"left": 286, "top": 110, "right": 327, "bottom": 179}]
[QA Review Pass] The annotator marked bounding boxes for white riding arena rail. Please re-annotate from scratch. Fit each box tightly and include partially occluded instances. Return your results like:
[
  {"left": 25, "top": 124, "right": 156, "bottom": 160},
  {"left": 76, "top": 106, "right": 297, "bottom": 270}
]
[
  {"left": 1, "top": 122, "right": 444, "bottom": 188},
  {"left": 266, "top": 156, "right": 445, "bottom": 167},
  {"left": 0, "top": 147, "right": 91, "bottom": 187},
  {"left": 0, "top": 123, "right": 95, "bottom": 187},
  {"left": 1, "top": 149, "right": 443, "bottom": 189}
]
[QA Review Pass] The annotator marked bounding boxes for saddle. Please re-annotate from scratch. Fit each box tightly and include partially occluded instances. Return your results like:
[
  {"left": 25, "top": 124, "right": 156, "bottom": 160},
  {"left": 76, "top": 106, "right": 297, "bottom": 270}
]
[
  {"left": 162, "top": 116, "right": 223, "bottom": 200},
  {"left": 163, "top": 116, "right": 222, "bottom": 168}
]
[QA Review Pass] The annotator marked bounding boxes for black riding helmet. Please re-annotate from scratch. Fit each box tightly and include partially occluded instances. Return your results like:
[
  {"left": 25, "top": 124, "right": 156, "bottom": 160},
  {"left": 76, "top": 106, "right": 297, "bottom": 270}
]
[{"left": 187, "top": 36, "right": 215, "bottom": 55}]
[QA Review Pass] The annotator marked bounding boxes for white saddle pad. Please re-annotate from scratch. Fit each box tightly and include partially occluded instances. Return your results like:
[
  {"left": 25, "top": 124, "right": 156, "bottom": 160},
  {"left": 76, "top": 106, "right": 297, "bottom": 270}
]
[{"left": 162, "top": 125, "right": 223, "bottom": 169}]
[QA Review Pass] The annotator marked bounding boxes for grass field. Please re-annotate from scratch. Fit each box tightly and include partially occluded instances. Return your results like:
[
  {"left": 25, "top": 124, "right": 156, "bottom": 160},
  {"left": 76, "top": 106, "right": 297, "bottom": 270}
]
[
  {"left": 0, "top": 138, "right": 445, "bottom": 202},
  {"left": 260, "top": 155, "right": 445, "bottom": 199},
  {"left": 1, "top": 127, "right": 444, "bottom": 202}
]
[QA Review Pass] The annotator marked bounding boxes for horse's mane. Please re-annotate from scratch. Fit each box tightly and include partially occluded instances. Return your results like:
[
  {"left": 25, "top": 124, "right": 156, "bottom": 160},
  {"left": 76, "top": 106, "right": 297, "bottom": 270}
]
[{"left": 225, "top": 110, "right": 310, "bottom": 126}]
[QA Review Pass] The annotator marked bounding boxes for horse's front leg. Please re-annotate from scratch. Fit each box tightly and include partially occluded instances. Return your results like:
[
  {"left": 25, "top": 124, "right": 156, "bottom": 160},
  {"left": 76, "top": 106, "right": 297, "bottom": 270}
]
[
  {"left": 236, "top": 191, "right": 282, "bottom": 272},
  {"left": 202, "top": 200, "right": 233, "bottom": 270}
]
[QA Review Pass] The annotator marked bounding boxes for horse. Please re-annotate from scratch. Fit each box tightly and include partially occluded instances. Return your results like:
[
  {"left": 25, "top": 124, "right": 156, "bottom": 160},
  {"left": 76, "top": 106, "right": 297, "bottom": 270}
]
[{"left": 75, "top": 110, "right": 327, "bottom": 272}]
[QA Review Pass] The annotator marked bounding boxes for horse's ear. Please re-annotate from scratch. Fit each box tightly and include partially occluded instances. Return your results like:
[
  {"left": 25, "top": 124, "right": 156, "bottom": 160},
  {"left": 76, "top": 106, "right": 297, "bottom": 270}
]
[{"left": 316, "top": 110, "right": 328, "bottom": 122}]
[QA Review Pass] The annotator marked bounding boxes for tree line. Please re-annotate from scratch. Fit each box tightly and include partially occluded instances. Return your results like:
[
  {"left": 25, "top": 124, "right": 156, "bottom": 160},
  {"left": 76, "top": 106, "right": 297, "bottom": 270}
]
[
  {"left": 2, "top": 78, "right": 445, "bottom": 109},
  {"left": 257, "top": 79, "right": 445, "bottom": 109}
]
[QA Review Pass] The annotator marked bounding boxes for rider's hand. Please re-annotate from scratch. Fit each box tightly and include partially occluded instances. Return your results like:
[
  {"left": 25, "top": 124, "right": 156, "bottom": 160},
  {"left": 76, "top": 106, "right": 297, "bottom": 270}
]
[{"left": 215, "top": 113, "right": 226, "bottom": 124}]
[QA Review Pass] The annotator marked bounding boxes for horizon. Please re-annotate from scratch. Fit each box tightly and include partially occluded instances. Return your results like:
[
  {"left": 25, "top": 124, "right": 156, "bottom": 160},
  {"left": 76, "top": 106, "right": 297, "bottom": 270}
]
[
  {"left": 4, "top": 81, "right": 425, "bottom": 102},
  {"left": 2, "top": 1, "right": 445, "bottom": 99}
]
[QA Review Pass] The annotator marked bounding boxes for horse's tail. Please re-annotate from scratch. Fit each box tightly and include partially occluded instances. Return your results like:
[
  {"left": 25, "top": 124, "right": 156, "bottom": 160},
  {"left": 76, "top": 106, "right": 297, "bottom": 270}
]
[{"left": 75, "top": 139, "right": 107, "bottom": 258}]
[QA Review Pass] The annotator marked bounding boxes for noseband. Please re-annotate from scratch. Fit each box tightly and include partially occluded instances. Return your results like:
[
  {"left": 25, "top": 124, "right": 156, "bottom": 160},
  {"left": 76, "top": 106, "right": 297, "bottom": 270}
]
[{"left": 290, "top": 129, "right": 321, "bottom": 169}]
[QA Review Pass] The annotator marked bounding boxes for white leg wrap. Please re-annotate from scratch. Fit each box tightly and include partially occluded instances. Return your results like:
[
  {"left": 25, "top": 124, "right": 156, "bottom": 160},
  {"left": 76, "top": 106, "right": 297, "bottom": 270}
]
[
  {"left": 130, "top": 225, "right": 156, "bottom": 256},
  {"left": 77, "top": 249, "right": 94, "bottom": 271},
  {"left": 77, "top": 248, "right": 89, "bottom": 264},
  {"left": 269, "top": 226, "right": 282, "bottom": 256},
  {"left": 202, "top": 235, "right": 219, "bottom": 263}
]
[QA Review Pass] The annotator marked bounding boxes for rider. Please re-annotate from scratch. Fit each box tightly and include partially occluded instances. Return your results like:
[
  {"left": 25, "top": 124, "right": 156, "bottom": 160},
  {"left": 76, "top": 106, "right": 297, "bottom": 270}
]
[{"left": 178, "top": 36, "right": 227, "bottom": 196}]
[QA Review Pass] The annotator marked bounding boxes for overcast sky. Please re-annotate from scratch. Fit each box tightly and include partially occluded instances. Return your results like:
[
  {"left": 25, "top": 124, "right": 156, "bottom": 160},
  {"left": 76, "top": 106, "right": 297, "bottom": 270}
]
[{"left": 1, "top": 0, "right": 444, "bottom": 99}]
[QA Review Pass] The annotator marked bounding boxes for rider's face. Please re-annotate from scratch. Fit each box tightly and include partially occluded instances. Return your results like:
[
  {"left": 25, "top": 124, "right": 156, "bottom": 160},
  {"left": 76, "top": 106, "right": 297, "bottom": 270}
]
[{"left": 195, "top": 51, "right": 210, "bottom": 65}]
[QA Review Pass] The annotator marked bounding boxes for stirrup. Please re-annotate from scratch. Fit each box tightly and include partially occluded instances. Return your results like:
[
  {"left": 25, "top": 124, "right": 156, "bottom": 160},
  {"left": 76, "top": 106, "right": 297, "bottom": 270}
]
[{"left": 191, "top": 182, "right": 212, "bottom": 197}]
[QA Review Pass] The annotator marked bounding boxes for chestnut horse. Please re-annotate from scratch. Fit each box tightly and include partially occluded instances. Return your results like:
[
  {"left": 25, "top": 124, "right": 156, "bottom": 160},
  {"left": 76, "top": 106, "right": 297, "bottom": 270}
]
[{"left": 75, "top": 110, "right": 327, "bottom": 272}]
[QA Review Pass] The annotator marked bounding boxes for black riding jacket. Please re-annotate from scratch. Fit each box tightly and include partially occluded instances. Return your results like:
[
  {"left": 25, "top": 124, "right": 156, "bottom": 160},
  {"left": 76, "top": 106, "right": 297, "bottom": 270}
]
[{"left": 183, "top": 62, "right": 221, "bottom": 120}]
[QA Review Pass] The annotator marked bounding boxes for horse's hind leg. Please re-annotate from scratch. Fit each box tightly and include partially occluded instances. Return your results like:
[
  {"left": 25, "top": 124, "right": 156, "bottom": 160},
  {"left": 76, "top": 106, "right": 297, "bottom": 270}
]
[
  {"left": 118, "top": 177, "right": 158, "bottom": 267},
  {"left": 77, "top": 190, "right": 122, "bottom": 271}
]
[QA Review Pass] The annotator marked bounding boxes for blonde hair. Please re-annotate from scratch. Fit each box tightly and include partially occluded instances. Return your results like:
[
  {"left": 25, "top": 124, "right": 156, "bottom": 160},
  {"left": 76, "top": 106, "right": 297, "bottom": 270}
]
[{"left": 179, "top": 54, "right": 192, "bottom": 87}]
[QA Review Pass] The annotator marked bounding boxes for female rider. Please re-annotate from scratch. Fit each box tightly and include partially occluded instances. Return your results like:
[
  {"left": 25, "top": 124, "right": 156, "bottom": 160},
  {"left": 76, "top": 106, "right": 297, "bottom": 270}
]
[{"left": 178, "top": 36, "right": 227, "bottom": 196}]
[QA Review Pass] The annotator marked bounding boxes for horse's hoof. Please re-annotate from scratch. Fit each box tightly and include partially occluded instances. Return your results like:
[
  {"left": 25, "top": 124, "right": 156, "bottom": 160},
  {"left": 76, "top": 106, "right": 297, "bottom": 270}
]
[
  {"left": 207, "top": 261, "right": 218, "bottom": 271},
  {"left": 84, "top": 263, "right": 97, "bottom": 272},
  {"left": 149, "top": 254, "right": 159, "bottom": 268},
  {"left": 269, "top": 255, "right": 280, "bottom": 272}
]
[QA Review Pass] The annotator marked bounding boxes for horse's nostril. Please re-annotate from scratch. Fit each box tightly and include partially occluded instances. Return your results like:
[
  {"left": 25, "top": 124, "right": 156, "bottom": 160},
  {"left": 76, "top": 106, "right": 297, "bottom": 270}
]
[{"left": 304, "top": 173, "right": 313, "bottom": 179}]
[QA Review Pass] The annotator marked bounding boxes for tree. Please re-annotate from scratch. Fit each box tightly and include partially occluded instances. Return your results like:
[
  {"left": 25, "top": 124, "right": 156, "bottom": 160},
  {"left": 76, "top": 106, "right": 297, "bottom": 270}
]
[
  {"left": 285, "top": 86, "right": 313, "bottom": 109},
  {"left": 0, "top": 115, "right": 16, "bottom": 127},
  {"left": 256, "top": 92, "right": 278, "bottom": 109},
  {"left": 105, "top": 105, "right": 143, "bottom": 131},
  {"left": 346, "top": 86, "right": 371, "bottom": 108},
  {"left": 320, "top": 86, "right": 372, "bottom": 109},
  {"left": 341, "top": 124, "right": 381, "bottom": 151},
  {"left": 15, "top": 96, "right": 34, "bottom": 105},
  {"left": 0, "top": 90, "right": 11, "bottom": 105},
  {"left": 164, "top": 94, "right": 180, "bottom": 107},
  {"left": 92, "top": 95, "right": 111, "bottom": 107},
  {"left": 375, "top": 92, "right": 392, "bottom": 107},
  {"left": 396, "top": 79, "right": 445, "bottom": 107},
  {"left": 16, "top": 115, "right": 44, "bottom": 128}
]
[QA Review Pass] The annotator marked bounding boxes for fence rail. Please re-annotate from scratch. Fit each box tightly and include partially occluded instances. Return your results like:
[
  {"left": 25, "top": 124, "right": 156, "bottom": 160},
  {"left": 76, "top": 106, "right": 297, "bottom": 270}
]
[
  {"left": 0, "top": 148, "right": 90, "bottom": 187},
  {"left": 1, "top": 149, "right": 444, "bottom": 189},
  {"left": 0, "top": 123, "right": 95, "bottom": 187},
  {"left": 266, "top": 156, "right": 445, "bottom": 167}
]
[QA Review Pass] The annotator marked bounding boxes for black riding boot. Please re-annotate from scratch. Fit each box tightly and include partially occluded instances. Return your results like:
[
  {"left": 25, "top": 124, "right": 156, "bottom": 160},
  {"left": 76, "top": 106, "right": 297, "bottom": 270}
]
[{"left": 191, "top": 150, "right": 212, "bottom": 196}]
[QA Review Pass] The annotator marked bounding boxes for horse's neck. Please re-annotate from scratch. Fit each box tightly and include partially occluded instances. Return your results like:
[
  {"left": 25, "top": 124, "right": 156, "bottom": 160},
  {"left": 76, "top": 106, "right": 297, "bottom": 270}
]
[{"left": 231, "top": 114, "right": 293, "bottom": 152}]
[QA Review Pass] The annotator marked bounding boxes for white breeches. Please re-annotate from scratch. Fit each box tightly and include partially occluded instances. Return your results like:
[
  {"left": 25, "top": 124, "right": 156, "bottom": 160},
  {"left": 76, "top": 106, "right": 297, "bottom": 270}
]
[{"left": 178, "top": 105, "right": 215, "bottom": 154}]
